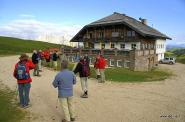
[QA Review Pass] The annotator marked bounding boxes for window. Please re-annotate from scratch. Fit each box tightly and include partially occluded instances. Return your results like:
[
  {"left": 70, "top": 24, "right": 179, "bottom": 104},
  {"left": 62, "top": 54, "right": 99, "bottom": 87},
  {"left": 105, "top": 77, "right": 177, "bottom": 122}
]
[
  {"left": 127, "top": 30, "right": 135, "bottom": 37},
  {"left": 150, "top": 44, "right": 154, "bottom": 49},
  {"left": 132, "top": 31, "right": 135, "bottom": 36},
  {"left": 99, "top": 32, "right": 104, "bottom": 38},
  {"left": 110, "top": 43, "right": 115, "bottom": 48},
  {"left": 131, "top": 44, "right": 137, "bottom": 49},
  {"left": 127, "top": 31, "right": 132, "bottom": 37},
  {"left": 101, "top": 43, "right": 105, "bottom": 49},
  {"left": 142, "top": 44, "right": 145, "bottom": 49},
  {"left": 120, "top": 44, "right": 125, "bottom": 49},
  {"left": 89, "top": 33, "right": 93, "bottom": 39},
  {"left": 148, "top": 44, "right": 151, "bottom": 49},
  {"left": 112, "top": 32, "right": 119, "bottom": 37}
]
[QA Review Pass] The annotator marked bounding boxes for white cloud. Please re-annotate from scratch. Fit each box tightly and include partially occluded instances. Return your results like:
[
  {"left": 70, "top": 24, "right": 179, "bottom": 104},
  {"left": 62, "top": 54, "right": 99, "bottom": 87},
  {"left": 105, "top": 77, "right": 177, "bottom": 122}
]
[
  {"left": 0, "top": 18, "right": 82, "bottom": 45},
  {"left": 167, "top": 33, "right": 185, "bottom": 45},
  {"left": 19, "top": 14, "right": 36, "bottom": 19}
]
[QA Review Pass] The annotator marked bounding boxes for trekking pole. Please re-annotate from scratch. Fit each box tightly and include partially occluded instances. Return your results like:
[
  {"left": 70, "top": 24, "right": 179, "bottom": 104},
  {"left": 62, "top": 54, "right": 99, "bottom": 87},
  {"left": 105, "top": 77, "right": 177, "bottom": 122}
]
[
  {"left": 15, "top": 84, "right": 19, "bottom": 102},
  {"left": 72, "top": 62, "right": 78, "bottom": 71},
  {"left": 56, "top": 97, "right": 59, "bottom": 109}
]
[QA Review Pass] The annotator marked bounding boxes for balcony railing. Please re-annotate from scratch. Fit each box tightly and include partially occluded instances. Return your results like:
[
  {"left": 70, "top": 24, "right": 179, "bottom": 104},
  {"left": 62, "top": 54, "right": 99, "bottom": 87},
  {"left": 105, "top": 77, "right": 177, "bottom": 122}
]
[{"left": 83, "top": 36, "right": 140, "bottom": 42}]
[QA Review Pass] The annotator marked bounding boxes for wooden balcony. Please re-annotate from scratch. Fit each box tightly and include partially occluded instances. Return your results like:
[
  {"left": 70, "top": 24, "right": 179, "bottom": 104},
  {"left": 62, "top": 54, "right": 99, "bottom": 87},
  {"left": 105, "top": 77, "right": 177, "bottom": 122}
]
[{"left": 83, "top": 36, "right": 140, "bottom": 42}]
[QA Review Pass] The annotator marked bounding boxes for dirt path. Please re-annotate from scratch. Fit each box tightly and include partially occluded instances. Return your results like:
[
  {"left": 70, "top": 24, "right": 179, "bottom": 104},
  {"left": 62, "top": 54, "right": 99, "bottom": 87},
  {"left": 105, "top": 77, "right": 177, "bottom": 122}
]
[{"left": 0, "top": 55, "right": 185, "bottom": 122}]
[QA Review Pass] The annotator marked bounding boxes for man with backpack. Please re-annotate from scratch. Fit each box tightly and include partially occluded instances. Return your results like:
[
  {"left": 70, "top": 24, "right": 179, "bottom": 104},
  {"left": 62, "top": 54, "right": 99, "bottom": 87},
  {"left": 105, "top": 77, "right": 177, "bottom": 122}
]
[
  {"left": 52, "top": 60, "right": 76, "bottom": 122},
  {"left": 32, "top": 50, "right": 40, "bottom": 76},
  {"left": 73, "top": 57, "right": 90, "bottom": 98},
  {"left": 52, "top": 50, "right": 58, "bottom": 70},
  {"left": 13, "top": 54, "right": 35, "bottom": 108}
]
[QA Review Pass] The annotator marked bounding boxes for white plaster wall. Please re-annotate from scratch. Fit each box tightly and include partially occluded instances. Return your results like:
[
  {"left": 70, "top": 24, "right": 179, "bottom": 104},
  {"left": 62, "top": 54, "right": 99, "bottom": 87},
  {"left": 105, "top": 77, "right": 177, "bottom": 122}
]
[
  {"left": 94, "top": 42, "right": 141, "bottom": 50},
  {"left": 155, "top": 39, "right": 166, "bottom": 61}
]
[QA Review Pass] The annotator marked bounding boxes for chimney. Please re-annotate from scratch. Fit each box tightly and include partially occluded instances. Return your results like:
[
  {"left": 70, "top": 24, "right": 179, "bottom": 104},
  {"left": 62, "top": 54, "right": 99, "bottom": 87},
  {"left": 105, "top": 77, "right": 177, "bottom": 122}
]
[
  {"left": 114, "top": 12, "right": 120, "bottom": 14},
  {"left": 139, "top": 17, "right": 147, "bottom": 25}
]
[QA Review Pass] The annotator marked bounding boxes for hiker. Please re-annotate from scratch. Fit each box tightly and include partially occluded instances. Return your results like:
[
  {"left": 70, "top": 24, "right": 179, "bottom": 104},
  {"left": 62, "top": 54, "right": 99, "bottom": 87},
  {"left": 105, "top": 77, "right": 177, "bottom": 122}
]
[
  {"left": 73, "top": 57, "right": 90, "bottom": 98},
  {"left": 84, "top": 54, "right": 90, "bottom": 65},
  {"left": 37, "top": 50, "right": 42, "bottom": 71},
  {"left": 94, "top": 57, "right": 100, "bottom": 79},
  {"left": 52, "top": 60, "right": 76, "bottom": 122},
  {"left": 13, "top": 54, "right": 35, "bottom": 108},
  {"left": 32, "top": 50, "right": 40, "bottom": 76},
  {"left": 97, "top": 55, "right": 106, "bottom": 83},
  {"left": 52, "top": 50, "right": 58, "bottom": 70},
  {"left": 60, "top": 53, "right": 67, "bottom": 62},
  {"left": 74, "top": 53, "right": 80, "bottom": 62},
  {"left": 44, "top": 50, "right": 50, "bottom": 66}
]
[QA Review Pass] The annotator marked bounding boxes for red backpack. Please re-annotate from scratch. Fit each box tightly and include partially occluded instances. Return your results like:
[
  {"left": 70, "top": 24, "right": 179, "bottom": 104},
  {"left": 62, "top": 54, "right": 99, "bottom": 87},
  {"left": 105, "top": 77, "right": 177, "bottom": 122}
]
[{"left": 82, "top": 61, "right": 90, "bottom": 77}]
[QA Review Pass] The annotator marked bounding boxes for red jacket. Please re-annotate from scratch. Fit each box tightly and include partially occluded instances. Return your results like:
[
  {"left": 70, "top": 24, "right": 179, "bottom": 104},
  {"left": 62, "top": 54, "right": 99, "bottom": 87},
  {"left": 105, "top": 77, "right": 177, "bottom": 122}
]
[
  {"left": 98, "top": 57, "right": 106, "bottom": 69},
  {"left": 13, "top": 60, "right": 35, "bottom": 83},
  {"left": 44, "top": 51, "right": 50, "bottom": 60}
]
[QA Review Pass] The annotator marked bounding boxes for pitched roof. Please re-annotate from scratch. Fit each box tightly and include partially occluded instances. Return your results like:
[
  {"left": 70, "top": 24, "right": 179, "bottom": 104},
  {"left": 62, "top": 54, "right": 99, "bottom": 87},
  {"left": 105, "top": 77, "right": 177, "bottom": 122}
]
[{"left": 70, "top": 12, "right": 171, "bottom": 42}]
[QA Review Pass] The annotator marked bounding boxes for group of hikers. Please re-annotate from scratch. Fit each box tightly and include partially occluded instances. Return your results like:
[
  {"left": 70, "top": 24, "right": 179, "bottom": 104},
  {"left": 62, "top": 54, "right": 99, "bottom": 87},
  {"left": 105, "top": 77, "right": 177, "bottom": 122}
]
[
  {"left": 31, "top": 49, "right": 59, "bottom": 77},
  {"left": 13, "top": 51, "right": 106, "bottom": 122}
]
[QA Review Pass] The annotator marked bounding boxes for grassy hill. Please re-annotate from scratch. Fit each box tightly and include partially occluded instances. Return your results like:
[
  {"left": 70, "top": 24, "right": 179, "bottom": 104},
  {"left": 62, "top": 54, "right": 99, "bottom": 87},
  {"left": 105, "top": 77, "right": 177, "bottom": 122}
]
[
  {"left": 165, "top": 48, "right": 185, "bottom": 64},
  {"left": 0, "top": 36, "right": 63, "bottom": 56}
]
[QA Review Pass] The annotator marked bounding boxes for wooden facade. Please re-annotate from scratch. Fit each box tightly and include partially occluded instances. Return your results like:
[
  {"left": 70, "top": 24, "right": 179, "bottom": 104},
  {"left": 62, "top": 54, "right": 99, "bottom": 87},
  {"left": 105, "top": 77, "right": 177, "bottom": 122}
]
[
  {"left": 69, "top": 12, "right": 171, "bottom": 71},
  {"left": 75, "top": 24, "right": 156, "bottom": 50}
]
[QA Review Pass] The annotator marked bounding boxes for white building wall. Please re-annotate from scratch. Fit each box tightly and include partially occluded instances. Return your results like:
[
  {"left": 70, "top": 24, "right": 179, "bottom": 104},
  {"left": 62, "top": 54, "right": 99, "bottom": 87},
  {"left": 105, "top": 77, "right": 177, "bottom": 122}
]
[
  {"left": 94, "top": 43, "right": 100, "bottom": 49},
  {"left": 155, "top": 39, "right": 166, "bottom": 61},
  {"left": 94, "top": 42, "right": 140, "bottom": 50}
]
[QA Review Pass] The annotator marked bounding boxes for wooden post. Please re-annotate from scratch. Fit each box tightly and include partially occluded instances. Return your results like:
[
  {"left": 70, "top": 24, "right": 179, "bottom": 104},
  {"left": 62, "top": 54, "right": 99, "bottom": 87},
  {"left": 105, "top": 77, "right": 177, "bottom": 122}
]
[
  {"left": 124, "top": 26, "right": 126, "bottom": 41},
  {"left": 95, "top": 28, "right": 96, "bottom": 41}
]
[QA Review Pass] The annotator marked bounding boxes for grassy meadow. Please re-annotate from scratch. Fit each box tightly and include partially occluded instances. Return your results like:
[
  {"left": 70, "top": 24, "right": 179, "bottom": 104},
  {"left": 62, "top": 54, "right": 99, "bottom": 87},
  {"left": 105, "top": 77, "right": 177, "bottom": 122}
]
[
  {"left": 45, "top": 61, "right": 172, "bottom": 82},
  {"left": 0, "top": 83, "right": 27, "bottom": 122},
  {"left": 165, "top": 48, "right": 185, "bottom": 64},
  {"left": 0, "top": 36, "right": 62, "bottom": 56}
]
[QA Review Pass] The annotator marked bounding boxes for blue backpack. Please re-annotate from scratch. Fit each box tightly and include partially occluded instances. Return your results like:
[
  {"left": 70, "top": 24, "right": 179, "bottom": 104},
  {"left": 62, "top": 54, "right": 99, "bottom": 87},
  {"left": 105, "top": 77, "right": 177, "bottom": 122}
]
[{"left": 16, "top": 63, "right": 29, "bottom": 80}]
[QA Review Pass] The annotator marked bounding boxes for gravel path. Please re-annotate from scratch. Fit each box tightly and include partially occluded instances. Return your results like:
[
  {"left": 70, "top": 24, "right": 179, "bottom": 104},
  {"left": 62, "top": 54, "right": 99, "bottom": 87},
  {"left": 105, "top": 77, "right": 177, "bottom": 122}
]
[{"left": 0, "top": 55, "right": 185, "bottom": 122}]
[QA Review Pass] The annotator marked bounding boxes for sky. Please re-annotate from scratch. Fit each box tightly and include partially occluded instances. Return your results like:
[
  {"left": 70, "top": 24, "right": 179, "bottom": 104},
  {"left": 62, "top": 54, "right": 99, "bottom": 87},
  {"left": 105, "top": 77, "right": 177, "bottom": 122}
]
[{"left": 0, "top": 0, "right": 185, "bottom": 45}]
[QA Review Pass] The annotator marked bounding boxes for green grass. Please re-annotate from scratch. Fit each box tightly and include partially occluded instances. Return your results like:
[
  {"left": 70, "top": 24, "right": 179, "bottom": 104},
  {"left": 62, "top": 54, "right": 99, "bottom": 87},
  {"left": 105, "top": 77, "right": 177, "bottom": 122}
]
[
  {"left": 165, "top": 48, "right": 185, "bottom": 64},
  {"left": 176, "top": 55, "right": 185, "bottom": 64},
  {"left": 49, "top": 61, "right": 171, "bottom": 82},
  {"left": 0, "top": 36, "right": 65, "bottom": 56},
  {"left": 0, "top": 84, "right": 26, "bottom": 122},
  {"left": 104, "top": 68, "right": 171, "bottom": 82}
]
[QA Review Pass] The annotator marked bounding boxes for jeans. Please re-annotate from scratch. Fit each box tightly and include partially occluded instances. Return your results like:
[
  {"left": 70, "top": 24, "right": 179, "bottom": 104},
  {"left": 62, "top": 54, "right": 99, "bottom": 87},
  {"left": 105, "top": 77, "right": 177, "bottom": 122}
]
[{"left": 18, "top": 83, "right": 31, "bottom": 106}]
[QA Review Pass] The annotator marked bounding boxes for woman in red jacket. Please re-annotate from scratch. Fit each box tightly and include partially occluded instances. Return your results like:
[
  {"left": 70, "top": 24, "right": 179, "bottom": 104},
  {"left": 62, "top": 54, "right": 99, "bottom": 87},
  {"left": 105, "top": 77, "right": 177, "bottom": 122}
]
[
  {"left": 97, "top": 55, "right": 106, "bottom": 83},
  {"left": 13, "top": 54, "right": 35, "bottom": 108}
]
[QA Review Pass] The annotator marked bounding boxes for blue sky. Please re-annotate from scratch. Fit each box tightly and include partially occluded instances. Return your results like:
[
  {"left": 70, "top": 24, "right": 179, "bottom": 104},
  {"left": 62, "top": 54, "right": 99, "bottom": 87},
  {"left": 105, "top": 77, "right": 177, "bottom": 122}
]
[{"left": 0, "top": 0, "right": 185, "bottom": 44}]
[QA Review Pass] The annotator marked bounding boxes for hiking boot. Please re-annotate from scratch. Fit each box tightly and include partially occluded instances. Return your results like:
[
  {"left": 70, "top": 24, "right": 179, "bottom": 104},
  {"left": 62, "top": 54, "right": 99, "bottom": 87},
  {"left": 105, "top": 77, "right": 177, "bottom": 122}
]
[
  {"left": 23, "top": 104, "right": 31, "bottom": 108},
  {"left": 70, "top": 118, "right": 75, "bottom": 121},
  {"left": 61, "top": 119, "right": 70, "bottom": 122},
  {"left": 81, "top": 93, "right": 88, "bottom": 98},
  {"left": 102, "top": 81, "right": 105, "bottom": 83}
]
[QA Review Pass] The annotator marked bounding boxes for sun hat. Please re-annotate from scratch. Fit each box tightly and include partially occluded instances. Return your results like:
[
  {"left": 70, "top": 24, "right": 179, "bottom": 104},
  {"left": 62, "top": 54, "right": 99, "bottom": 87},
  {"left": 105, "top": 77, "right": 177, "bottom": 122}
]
[{"left": 19, "top": 53, "right": 29, "bottom": 61}]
